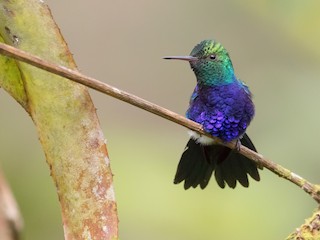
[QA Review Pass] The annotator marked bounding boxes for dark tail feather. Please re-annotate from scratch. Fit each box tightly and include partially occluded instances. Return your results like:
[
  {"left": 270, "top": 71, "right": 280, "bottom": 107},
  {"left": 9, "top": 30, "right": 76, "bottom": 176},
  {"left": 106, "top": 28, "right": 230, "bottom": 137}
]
[{"left": 174, "top": 134, "right": 261, "bottom": 189}]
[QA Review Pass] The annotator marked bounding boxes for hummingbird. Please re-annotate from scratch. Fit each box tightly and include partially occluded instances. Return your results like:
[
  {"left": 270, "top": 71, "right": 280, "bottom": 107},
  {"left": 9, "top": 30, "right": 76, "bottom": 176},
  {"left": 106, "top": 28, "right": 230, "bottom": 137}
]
[{"left": 164, "top": 39, "right": 261, "bottom": 189}]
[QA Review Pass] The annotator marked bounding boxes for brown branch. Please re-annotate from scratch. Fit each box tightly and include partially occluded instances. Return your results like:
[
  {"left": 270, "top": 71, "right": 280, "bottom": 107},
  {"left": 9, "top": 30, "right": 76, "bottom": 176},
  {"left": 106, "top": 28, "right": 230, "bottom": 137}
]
[{"left": 0, "top": 42, "right": 319, "bottom": 203}]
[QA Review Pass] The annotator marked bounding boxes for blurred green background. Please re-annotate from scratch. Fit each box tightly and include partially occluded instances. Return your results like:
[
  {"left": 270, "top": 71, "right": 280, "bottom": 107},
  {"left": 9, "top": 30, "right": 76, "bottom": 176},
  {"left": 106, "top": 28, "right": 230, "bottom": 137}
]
[{"left": 1, "top": 1, "right": 320, "bottom": 239}]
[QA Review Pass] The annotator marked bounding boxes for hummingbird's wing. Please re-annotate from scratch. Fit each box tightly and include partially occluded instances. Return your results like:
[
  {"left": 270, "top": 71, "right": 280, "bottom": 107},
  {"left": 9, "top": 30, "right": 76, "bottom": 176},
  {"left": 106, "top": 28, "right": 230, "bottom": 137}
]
[{"left": 174, "top": 134, "right": 261, "bottom": 189}]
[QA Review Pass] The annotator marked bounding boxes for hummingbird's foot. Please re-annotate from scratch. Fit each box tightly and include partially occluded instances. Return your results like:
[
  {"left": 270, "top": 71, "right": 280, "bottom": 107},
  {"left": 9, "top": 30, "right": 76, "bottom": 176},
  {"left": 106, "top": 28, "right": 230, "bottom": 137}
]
[{"left": 234, "top": 139, "right": 241, "bottom": 152}]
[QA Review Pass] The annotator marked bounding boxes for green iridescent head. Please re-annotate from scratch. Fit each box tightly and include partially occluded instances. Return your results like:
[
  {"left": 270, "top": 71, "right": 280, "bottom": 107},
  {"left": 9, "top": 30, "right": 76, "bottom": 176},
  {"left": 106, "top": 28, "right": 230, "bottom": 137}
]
[{"left": 164, "top": 40, "right": 235, "bottom": 86}]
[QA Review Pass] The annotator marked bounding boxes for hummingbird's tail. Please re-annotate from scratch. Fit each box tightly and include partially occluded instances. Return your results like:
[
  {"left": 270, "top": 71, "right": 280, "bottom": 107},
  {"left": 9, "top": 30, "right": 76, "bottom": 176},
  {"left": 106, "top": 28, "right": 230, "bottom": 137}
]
[{"left": 174, "top": 134, "right": 261, "bottom": 189}]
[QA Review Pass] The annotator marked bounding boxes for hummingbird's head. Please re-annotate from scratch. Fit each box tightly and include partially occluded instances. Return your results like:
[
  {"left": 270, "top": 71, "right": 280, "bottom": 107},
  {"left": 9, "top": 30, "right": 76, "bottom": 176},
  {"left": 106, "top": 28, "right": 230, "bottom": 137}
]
[{"left": 164, "top": 40, "right": 235, "bottom": 85}]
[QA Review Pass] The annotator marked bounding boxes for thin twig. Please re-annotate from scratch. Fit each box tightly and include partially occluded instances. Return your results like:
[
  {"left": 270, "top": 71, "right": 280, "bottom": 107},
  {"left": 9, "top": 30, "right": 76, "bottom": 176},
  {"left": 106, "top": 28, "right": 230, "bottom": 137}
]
[{"left": 0, "top": 42, "right": 319, "bottom": 203}]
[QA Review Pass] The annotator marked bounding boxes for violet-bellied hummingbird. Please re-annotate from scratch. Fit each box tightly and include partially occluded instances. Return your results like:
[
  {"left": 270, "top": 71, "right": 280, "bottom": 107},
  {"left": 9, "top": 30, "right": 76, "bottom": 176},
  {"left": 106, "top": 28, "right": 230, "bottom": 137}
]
[{"left": 164, "top": 40, "right": 261, "bottom": 189}]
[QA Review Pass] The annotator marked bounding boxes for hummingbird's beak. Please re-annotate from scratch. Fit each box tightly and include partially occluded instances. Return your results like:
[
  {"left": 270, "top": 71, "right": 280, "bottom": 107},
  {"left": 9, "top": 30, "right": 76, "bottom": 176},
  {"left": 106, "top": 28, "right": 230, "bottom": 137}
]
[{"left": 163, "top": 56, "right": 198, "bottom": 62}]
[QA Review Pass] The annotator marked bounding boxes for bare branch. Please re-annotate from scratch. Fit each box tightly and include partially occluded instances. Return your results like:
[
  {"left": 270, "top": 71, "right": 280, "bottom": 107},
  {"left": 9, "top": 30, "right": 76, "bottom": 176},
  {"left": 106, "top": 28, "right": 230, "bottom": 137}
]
[{"left": 0, "top": 42, "right": 319, "bottom": 203}]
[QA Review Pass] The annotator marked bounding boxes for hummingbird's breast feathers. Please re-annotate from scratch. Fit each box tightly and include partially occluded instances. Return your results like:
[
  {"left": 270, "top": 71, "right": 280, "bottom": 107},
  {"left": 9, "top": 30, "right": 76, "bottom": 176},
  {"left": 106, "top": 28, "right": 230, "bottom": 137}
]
[{"left": 186, "top": 83, "right": 254, "bottom": 142}]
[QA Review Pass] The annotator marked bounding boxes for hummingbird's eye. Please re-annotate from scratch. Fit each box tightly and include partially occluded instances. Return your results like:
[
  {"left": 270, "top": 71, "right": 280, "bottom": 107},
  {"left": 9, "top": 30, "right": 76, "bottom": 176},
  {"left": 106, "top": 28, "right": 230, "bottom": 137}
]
[{"left": 209, "top": 54, "right": 216, "bottom": 60}]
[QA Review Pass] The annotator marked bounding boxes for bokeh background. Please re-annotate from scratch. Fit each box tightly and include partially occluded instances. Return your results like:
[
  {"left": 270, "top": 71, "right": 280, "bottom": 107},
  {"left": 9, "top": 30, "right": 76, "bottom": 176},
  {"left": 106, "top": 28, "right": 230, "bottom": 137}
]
[{"left": 1, "top": 1, "right": 320, "bottom": 239}]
